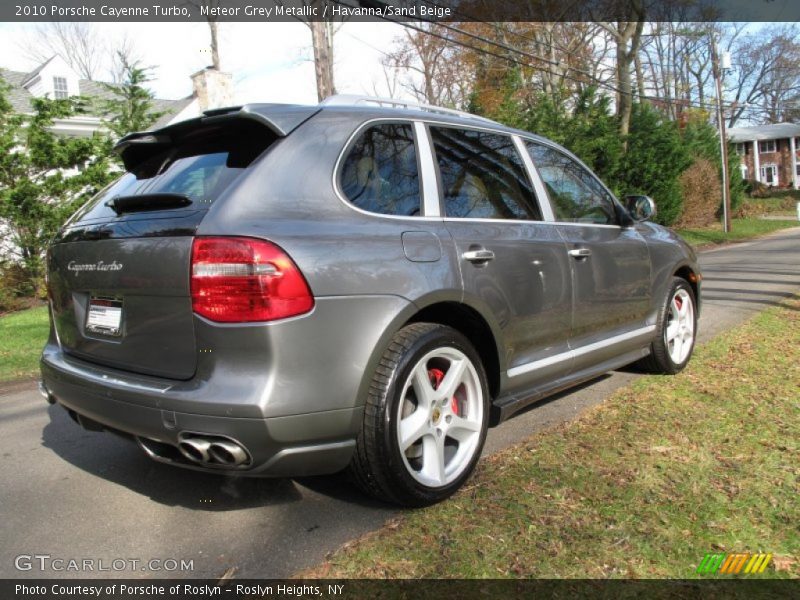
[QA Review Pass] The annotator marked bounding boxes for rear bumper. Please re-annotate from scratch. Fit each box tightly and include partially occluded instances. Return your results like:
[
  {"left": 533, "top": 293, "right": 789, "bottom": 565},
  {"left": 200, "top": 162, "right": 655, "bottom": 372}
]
[
  {"left": 40, "top": 358, "right": 362, "bottom": 476},
  {"left": 39, "top": 294, "right": 413, "bottom": 476}
]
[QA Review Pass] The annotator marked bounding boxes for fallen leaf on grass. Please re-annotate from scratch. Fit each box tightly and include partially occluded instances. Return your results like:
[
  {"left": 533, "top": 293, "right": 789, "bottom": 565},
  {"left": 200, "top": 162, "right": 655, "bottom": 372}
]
[{"left": 772, "top": 555, "right": 797, "bottom": 572}]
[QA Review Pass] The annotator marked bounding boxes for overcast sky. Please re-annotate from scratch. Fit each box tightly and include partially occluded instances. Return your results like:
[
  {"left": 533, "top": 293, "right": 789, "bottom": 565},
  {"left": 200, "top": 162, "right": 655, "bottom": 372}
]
[{"left": 0, "top": 21, "right": 411, "bottom": 105}]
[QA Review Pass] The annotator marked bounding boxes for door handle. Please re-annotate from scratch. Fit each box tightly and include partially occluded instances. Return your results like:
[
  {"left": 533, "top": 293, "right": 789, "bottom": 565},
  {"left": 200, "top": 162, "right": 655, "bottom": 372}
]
[
  {"left": 463, "top": 249, "right": 495, "bottom": 263},
  {"left": 568, "top": 248, "right": 592, "bottom": 259}
]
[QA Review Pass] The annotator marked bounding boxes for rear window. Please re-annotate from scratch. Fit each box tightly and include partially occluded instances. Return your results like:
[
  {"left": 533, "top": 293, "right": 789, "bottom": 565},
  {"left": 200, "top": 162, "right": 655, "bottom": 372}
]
[{"left": 69, "top": 123, "right": 276, "bottom": 224}]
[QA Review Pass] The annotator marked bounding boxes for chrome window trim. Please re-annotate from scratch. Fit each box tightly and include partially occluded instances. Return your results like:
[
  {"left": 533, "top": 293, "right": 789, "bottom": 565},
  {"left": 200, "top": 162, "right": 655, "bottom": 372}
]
[
  {"left": 331, "top": 114, "right": 626, "bottom": 229},
  {"left": 507, "top": 325, "right": 656, "bottom": 378},
  {"left": 512, "top": 134, "right": 554, "bottom": 222},
  {"left": 413, "top": 121, "right": 441, "bottom": 217}
]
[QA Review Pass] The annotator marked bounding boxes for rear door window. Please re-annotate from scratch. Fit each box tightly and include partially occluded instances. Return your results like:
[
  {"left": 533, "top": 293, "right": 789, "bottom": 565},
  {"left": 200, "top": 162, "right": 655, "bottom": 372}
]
[
  {"left": 339, "top": 123, "right": 422, "bottom": 216},
  {"left": 430, "top": 127, "right": 542, "bottom": 221}
]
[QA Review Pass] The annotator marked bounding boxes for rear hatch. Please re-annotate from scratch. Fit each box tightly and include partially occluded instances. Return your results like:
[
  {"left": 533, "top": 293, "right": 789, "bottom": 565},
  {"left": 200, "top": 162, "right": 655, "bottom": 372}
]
[{"left": 46, "top": 106, "right": 316, "bottom": 379}]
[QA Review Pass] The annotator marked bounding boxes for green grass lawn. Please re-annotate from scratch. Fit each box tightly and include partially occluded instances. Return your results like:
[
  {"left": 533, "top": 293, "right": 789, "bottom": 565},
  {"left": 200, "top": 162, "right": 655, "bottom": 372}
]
[
  {"left": 0, "top": 305, "right": 49, "bottom": 383},
  {"left": 675, "top": 217, "right": 798, "bottom": 247},
  {"left": 304, "top": 298, "right": 800, "bottom": 579}
]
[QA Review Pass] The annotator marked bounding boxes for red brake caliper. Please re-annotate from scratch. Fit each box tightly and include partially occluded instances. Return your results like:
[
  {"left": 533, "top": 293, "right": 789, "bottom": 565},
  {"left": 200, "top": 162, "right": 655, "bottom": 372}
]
[{"left": 428, "top": 367, "right": 459, "bottom": 415}]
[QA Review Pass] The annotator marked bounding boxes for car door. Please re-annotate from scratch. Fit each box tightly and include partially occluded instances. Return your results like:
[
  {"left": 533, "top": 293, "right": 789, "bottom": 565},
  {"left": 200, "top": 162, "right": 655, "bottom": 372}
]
[
  {"left": 426, "top": 125, "right": 574, "bottom": 393},
  {"left": 524, "top": 141, "right": 653, "bottom": 373}
]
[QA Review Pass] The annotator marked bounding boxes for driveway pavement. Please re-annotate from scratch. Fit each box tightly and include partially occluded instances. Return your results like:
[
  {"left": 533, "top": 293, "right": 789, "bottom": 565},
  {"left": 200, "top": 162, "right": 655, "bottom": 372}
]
[{"left": 1, "top": 227, "right": 798, "bottom": 579}]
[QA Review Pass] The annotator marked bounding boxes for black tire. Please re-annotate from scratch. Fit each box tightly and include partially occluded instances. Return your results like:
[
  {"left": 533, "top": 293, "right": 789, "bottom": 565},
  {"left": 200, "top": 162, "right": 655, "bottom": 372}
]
[
  {"left": 637, "top": 277, "right": 697, "bottom": 374},
  {"left": 348, "top": 323, "right": 490, "bottom": 507}
]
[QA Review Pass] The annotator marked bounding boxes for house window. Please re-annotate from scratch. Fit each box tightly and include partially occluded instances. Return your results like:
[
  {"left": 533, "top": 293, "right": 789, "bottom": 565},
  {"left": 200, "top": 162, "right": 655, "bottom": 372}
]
[
  {"left": 735, "top": 143, "right": 746, "bottom": 156},
  {"left": 760, "top": 164, "right": 778, "bottom": 186},
  {"left": 53, "top": 77, "right": 68, "bottom": 99},
  {"left": 759, "top": 140, "right": 777, "bottom": 153}
]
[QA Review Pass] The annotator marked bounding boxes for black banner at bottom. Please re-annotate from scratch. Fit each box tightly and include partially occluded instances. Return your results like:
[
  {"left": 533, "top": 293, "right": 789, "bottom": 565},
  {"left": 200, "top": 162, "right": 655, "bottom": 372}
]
[{"left": 4, "top": 579, "right": 799, "bottom": 600}]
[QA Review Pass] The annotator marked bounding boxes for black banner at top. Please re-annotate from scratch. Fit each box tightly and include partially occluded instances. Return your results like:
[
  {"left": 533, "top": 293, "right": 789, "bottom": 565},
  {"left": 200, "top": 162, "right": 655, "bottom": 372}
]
[{"left": 3, "top": 0, "right": 800, "bottom": 23}]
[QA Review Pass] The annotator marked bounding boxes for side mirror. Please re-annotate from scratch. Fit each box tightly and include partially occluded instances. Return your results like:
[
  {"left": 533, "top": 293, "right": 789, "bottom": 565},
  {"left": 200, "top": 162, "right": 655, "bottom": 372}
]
[{"left": 624, "top": 195, "right": 657, "bottom": 222}]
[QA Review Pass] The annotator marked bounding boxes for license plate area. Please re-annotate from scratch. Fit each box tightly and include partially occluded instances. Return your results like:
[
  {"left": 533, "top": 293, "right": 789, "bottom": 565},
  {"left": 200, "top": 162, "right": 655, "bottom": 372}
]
[{"left": 86, "top": 296, "right": 123, "bottom": 337}]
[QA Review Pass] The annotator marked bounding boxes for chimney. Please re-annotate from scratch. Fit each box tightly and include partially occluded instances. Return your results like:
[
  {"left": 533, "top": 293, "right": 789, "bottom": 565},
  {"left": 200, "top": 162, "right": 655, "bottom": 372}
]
[{"left": 191, "top": 68, "right": 233, "bottom": 112}]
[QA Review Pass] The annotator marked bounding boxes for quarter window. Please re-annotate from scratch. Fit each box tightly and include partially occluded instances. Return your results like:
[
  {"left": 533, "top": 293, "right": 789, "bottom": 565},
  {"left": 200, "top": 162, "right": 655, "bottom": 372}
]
[
  {"left": 526, "top": 142, "right": 618, "bottom": 225},
  {"left": 430, "top": 127, "right": 542, "bottom": 221},
  {"left": 340, "top": 123, "right": 421, "bottom": 216}
]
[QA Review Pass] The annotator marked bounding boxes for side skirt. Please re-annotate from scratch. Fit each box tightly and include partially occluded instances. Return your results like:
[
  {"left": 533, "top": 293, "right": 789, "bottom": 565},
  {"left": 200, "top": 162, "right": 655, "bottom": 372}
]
[{"left": 490, "top": 346, "right": 650, "bottom": 426}]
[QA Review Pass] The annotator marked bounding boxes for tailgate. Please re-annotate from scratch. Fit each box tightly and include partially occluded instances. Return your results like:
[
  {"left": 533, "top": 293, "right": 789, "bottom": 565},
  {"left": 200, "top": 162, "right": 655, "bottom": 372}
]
[{"left": 48, "top": 237, "right": 197, "bottom": 379}]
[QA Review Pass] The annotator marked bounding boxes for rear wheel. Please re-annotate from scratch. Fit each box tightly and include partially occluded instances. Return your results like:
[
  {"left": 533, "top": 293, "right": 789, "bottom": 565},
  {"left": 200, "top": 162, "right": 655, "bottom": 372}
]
[
  {"left": 349, "top": 323, "right": 489, "bottom": 506},
  {"left": 638, "top": 277, "right": 697, "bottom": 374}
]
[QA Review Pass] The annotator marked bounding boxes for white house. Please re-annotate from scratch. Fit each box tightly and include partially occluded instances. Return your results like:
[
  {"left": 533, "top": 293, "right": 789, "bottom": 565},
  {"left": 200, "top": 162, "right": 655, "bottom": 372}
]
[{"left": 1, "top": 54, "right": 234, "bottom": 137}]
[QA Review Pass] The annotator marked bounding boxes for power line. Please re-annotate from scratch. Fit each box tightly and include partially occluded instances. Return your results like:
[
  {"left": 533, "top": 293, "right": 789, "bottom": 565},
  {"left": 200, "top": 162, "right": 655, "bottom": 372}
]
[{"left": 333, "top": 1, "right": 770, "bottom": 117}]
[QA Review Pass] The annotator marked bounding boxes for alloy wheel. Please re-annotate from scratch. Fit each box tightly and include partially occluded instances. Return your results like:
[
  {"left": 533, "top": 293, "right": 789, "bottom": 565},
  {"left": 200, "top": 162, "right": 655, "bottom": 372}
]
[
  {"left": 665, "top": 288, "right": 695, "bottom": 364},
  {"left": 396, "top": 347, "right": 484, "bottom": 488}
]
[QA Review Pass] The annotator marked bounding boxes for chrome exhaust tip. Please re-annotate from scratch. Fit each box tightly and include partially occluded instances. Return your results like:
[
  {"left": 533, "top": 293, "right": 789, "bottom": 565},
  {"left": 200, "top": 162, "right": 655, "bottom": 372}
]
[
  {"left": 38, "top": 381, "right": 56, "bottom": 404},
  {"left": 208, "top": 440, "right": 249, "bottom": 466},
  {"left": 178, "top": 438, "right": 212, "bottom": 464}
]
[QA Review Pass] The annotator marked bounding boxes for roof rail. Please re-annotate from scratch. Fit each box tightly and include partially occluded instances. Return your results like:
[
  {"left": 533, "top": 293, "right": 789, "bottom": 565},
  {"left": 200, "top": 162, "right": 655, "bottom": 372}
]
[{"left": 320, "top": 94, "right": 500, "bottom": 125}]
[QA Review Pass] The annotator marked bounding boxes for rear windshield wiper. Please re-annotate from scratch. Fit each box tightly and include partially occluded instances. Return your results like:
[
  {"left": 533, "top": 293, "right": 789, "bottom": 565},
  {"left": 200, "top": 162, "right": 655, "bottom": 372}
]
[{"left": 106, "top": 193, "right": 193, "bottom": 214}]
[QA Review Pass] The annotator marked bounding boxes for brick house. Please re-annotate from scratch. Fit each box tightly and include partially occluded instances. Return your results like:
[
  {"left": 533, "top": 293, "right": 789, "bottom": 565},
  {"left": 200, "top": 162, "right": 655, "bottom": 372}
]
[{"left": 727, "top": 122, "right": 800, "bottom": 189}]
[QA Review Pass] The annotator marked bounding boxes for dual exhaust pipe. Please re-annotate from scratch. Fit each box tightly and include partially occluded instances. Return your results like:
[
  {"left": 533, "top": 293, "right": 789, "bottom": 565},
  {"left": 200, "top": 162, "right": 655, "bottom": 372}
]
[{"left": 177, "top": 434, "right": 250, "bottom": 467}]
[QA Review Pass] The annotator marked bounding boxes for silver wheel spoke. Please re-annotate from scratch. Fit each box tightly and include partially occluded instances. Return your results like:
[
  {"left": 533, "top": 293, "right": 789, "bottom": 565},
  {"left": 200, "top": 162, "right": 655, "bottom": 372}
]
[
  {"left": 673, "top": 335, "right": 684, "bottom": 362},
  {"left": 411, "top": 362, "right": 436, "bottom": 409},
  {"left": 666, "top": 322, "right": 679, "bottom": 342},
  {"left": 436, "top": 358, "right": 467, "bottom": 401},
  {"left": 399, "top": 410, "right": 429, "bottom": 451},
  {"left": 671, "top": 297, "right": 681, "bottom": 318},
  {"left": 421, "top": 434, "right": 446, "bottom": 485},
  {"left": 447, "top": 414, "right": 480, "bottom": 443}
]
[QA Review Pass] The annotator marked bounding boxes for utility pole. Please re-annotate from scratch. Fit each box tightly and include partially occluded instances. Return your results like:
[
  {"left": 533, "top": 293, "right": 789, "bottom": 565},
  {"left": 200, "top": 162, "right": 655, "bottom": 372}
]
[{"left": 710, "top": 33, "right": 732, "bottom": 233}]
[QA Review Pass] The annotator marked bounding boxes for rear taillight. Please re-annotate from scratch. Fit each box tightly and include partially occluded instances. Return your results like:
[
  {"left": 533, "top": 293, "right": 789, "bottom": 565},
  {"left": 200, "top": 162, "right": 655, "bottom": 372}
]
[{"left": 191, "top": 237, "right": 314, "bottom": 323}]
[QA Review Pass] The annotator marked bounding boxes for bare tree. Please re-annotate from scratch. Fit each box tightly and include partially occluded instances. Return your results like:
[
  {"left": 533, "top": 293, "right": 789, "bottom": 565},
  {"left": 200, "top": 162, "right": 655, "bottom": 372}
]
[
  {"left": 108, "top": 35, "right": 144, "bottom": 84},
  {"left": 186, "top": 0, "right": 222, "bottom": 69},
  {"left": 599, "top": 5, "right": 646, "bottom": 140},
  {"left": 726, "top": 25, "right": 800, "bottom": 126},
  {"left": 369, "top": 62, "right": 401, "bottom": 98},
  {"left": 384, "top": 24, "right": 456, "bottom": 106},
  {"left": 275, "top": 1, "right": 337, "bottom": 101},
  {"left": 20, "top": 23, "right": 104, "bottom": 80}
]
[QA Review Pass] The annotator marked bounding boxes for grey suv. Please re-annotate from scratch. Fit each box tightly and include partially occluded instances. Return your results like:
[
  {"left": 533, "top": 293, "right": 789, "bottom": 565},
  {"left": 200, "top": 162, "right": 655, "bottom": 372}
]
[{"left": 40, "top": 96, "right": 700, "bottom": 506}]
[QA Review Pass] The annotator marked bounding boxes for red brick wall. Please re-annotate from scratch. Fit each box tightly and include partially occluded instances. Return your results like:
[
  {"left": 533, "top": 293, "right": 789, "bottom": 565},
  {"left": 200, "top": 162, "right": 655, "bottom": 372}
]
[{"left": 735, "top": 138, "right": 797, "bottom": 187}]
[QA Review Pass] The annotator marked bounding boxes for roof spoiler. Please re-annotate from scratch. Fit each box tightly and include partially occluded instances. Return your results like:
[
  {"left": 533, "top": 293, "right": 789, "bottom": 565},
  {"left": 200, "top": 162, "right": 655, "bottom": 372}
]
[{"left": 114, "top": 104, "right": 320, "bottom": 171}]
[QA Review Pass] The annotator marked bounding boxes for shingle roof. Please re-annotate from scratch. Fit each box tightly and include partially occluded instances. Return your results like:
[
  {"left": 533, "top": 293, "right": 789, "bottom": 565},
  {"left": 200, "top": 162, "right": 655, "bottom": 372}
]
[
  {"left": 0, "top": 65, "right": 191, "bottom": 126},
  {"left": 20, "top": 56, "right": 55, "bottom": 87},
  {"left": 728, "top": 122, "right": 800, "bottom": 142}
]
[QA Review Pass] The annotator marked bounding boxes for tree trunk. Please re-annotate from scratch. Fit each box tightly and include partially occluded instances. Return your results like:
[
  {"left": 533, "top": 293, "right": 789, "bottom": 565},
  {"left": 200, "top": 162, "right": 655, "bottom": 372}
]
[
  {"left": 311, "top": 20, "right": 335, "bottom": 101},
  {"left": 617, "top": 46, "right": 634, "bottom": 139}
]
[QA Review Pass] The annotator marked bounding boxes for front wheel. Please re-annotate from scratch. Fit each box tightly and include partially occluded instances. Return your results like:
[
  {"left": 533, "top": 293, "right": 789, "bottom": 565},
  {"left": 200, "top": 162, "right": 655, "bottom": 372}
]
[
  {"left": 348, "top": 323, "right": 489, "bottom": 507},
  {"left": 638, "top": 277, "right": 697, "bottom": 374}
]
